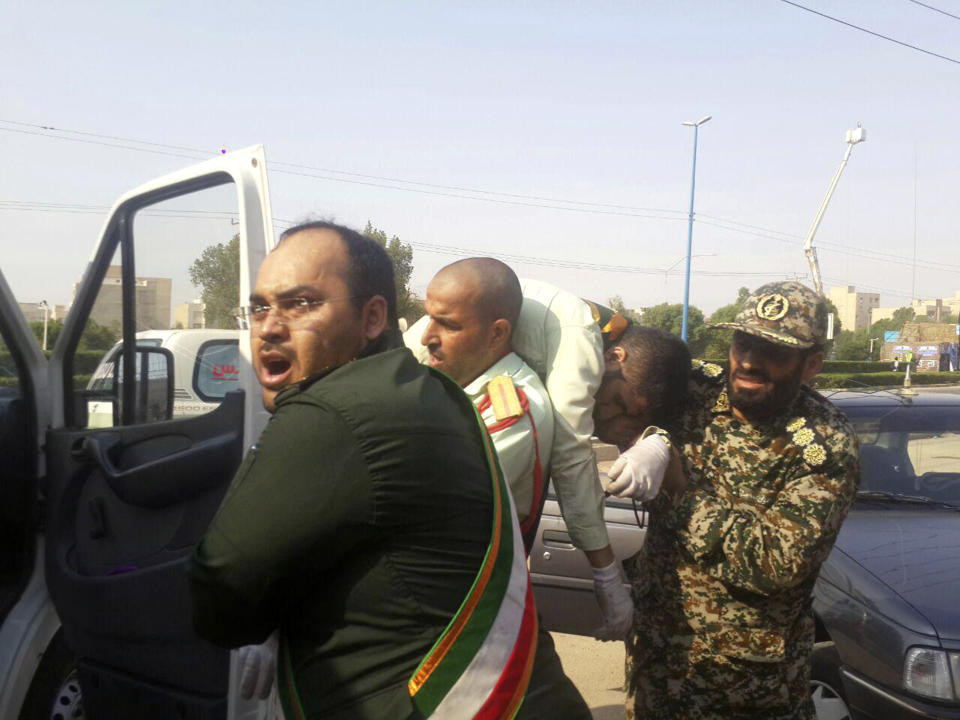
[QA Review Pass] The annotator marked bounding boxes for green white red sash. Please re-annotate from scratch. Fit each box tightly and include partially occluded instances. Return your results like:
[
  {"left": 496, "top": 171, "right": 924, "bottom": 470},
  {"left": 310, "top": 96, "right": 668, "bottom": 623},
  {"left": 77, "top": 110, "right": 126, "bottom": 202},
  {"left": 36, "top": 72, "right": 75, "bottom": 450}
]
[{"left": 274, "top": 372, "right": 538, "bottom": 720}]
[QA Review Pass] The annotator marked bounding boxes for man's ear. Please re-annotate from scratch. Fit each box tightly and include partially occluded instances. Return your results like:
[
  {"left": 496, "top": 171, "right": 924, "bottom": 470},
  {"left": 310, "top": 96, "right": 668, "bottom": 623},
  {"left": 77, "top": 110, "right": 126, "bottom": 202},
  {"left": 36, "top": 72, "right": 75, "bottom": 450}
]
[
  {"left": 490, "top": 318, "right": 511, "bottom": 351},
  {"left": 361, "top": 295, "right": 389, "bottom": 340},
  {"left": 604, "top": 345, "right": 627, "bottom": 372},
  {"left": 801, "top": 350, "right": 825, "bottom": 383}
]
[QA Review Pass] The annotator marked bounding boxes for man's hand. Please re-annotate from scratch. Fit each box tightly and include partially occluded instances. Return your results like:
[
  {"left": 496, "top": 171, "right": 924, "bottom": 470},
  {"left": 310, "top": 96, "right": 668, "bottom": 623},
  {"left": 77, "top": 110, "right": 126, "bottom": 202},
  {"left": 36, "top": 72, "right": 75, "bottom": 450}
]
[
  {"left": 592, "top": 561, "right": 634, "bottom": 641},
  {"left": 237, "top": 631, "right": 278, "bottom": 700},
  {"left": 604, "top": 434, "right": 671, "bottom": 502}
]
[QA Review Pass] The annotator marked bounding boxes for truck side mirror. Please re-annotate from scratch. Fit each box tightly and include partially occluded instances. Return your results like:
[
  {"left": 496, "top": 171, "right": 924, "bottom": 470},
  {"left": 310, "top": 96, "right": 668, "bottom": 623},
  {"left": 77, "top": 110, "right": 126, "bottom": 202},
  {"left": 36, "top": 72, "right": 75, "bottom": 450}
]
[{"left": 114, "top": 346, "right": 175, "bottom": 425}]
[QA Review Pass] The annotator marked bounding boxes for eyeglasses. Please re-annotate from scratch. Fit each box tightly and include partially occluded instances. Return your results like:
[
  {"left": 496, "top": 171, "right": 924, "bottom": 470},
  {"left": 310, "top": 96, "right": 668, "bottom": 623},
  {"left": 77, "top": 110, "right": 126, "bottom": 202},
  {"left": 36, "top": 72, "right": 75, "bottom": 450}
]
[{"left": 233, "top": 295, "right": 364, "bottom": 326}]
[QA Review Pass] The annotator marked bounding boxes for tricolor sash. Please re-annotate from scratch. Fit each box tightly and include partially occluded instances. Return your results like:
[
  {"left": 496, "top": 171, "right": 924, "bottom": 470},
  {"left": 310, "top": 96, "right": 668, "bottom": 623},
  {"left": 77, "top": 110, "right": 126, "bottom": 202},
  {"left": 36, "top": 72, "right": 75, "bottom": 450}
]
[{"left": 275, "top": 369, "right": 538, "bottom": 720}]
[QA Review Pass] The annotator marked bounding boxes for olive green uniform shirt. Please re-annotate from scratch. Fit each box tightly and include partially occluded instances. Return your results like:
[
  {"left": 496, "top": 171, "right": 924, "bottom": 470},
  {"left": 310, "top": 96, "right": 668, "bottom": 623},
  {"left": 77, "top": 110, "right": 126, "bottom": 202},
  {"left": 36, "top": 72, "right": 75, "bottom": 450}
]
[{"left": 189, "top": 345, "right": 494, "bottom": 720}]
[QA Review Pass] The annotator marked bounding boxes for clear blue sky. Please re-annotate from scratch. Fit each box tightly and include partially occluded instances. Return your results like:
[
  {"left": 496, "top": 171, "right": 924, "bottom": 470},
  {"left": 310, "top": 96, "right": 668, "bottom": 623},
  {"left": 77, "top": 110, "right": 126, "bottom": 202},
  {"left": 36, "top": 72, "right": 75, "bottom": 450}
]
[{"left": 2, "top": 0, "right": 958, "bottom": 316}]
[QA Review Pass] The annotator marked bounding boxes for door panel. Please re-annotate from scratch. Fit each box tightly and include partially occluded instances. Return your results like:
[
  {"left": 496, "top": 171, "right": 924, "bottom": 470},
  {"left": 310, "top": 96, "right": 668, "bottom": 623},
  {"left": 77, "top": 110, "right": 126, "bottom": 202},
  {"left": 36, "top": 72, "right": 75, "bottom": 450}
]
[
  {"left": 42, "top": 147, "right": 273, "bottom": 718},
  {"left": 530, "top": 489, "right": 648, "bottom": 636},
  {"left": 44, "top": 393, "right": 243, "bottom": 716}
]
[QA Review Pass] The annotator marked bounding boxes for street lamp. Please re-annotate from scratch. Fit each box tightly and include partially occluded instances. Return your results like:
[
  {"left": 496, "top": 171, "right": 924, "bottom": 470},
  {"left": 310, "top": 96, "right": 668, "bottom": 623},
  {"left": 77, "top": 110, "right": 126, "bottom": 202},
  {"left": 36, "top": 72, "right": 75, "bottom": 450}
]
[
  {"left": 39, "top": 300, "right": 50, "bottom": 352},
  {"left": 680, "top": 115, "right": 711, "bottom": 342}
]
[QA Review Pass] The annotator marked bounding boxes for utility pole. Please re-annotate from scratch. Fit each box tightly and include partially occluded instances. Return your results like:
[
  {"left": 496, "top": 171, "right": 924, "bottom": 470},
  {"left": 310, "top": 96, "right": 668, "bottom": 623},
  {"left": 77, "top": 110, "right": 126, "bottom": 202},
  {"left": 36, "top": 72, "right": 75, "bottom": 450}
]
[
  {"left": 680, "top": 115, "right": 711, "bottom": 342},
  {"left": 39, "top": 300, "right": 50, "bottom": 352},
  {"left": 803, "top": 125, "right": 866, "bottom": 296}
]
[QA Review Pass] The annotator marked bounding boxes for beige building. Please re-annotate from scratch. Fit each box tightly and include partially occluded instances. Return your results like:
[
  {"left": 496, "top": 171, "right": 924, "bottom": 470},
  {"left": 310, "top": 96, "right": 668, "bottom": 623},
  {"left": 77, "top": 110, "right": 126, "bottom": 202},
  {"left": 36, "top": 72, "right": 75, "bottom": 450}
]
[
  {"left": 872, "top": 291, "right": 960, "bottom": 326},
  {"left": 73, "top": 266, "right": 172, "bottom": 331},
  {"left": 173, "top": 300, "right": 205, "bottom": 329},
  {"left": 828, "top": 285, "right": 880, "bottom": 332},
  {"left": 18, "top": 302, "right": 67, "bottom": 324}
]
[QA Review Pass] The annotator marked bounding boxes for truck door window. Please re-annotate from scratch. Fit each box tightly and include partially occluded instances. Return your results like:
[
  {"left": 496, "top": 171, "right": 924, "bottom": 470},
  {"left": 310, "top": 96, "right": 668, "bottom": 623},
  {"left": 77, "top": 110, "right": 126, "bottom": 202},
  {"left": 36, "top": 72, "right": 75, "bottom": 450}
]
[{"left": 67, "top": 181, "right": 243, "bottom": 428}]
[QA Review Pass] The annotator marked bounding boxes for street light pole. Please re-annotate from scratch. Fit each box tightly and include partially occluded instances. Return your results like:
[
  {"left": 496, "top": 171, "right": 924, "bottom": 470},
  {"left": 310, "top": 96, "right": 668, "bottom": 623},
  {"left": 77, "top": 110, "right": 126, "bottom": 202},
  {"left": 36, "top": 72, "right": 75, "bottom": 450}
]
[
  {"left": 39, "top": 300, "right": 49, "bottom": 352},
  {"left": 680, "top": 115, "right": 711, "bottom": 342}
]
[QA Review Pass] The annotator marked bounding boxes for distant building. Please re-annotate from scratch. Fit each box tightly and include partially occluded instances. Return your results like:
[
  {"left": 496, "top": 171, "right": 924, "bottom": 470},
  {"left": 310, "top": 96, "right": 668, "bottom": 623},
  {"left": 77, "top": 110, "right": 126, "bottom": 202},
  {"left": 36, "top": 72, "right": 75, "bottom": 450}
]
[
  {"left": 872, "top": 291, "right": 960, "bottom": 327},
  {"left": 910, "top": 292, "right": 960, "bottom": 323},
  {"left": 72, "top": 266, "right": 172, "bottom": 331},
  {"left": 173, "top": 300, "right": 205, "bottom": 329},
  {"left": 18, "top": 302, "right": 67, "bottom": 324},
  {"left": 828, "top": 285, "right": 879, "bottom": 332}
]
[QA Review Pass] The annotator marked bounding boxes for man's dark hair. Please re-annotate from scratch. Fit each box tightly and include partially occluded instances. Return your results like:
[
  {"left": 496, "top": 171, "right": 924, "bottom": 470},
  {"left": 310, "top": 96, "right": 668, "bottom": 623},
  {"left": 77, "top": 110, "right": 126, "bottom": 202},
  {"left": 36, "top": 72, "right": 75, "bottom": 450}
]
[
  {"left": 438, "top": 257, "right": 523, "bottom": 331},
  {"left": 278, "top": 220, "right": 398, "bottom": 329},
  {"left": 616, "top": 326, "right": 691, "bottom": 430}
]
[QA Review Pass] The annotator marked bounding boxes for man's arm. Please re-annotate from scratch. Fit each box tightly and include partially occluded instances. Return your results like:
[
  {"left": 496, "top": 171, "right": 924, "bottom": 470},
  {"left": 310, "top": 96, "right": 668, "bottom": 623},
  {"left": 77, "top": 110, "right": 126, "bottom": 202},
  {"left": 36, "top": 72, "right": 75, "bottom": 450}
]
[
  {"left": 188, "top": 402, "right": 373, "bottom": 647},
  {"left": 667, "top": 454, "right": 859, "bottom": 597},
  {"left": 542, "top": 318, "right": 610, "bottom": 553}
]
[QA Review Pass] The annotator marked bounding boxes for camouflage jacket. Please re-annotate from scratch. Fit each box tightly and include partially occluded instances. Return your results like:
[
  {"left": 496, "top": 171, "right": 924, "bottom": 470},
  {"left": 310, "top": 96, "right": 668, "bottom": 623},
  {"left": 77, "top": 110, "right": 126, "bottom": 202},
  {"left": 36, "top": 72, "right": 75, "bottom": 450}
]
[{"left": 631, "top": 360, "right": 860, "bottom": 663}]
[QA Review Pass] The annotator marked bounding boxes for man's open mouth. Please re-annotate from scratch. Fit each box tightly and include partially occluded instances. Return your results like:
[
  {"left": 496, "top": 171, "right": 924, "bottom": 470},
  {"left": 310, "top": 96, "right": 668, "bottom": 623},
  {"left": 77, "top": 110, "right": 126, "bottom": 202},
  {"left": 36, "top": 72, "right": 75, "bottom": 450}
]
[{"left": 259, "top": 353, "right": 293, "bottom": 387}]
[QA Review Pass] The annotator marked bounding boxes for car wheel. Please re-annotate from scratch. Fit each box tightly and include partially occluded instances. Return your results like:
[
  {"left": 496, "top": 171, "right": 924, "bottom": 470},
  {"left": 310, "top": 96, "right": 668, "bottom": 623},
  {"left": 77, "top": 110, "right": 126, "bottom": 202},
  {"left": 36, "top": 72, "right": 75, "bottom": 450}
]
[
  {"left": 811, "top": 641, "right": 851, "bottom": 720},
  {"left": 17, "top": 631, "right": 85, "bottom": 720}
]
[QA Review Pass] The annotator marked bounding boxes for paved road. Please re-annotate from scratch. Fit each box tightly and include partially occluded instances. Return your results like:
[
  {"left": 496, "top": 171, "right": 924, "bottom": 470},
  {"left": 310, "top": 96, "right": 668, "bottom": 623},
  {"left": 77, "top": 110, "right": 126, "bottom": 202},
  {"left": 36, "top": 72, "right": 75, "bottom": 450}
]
[{"left": 552, "top": 632, "right": 626, "bottom": 719}]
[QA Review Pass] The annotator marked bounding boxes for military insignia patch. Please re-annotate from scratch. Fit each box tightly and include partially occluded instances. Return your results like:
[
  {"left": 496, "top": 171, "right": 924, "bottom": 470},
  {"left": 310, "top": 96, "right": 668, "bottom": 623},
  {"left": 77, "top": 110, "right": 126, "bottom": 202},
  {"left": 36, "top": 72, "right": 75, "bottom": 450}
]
[
  {"left": 701, "top": 362, "right": 723, "bottom": 377},
  {"left": 756, "top": 293, "right": 789, "bottom": 321},
  {"left": 488, "top": 375, "right": 523, "bottom": 421},
  {"left": 793, "top": 428, "right": 815, "bottom": 446},
  {"left": 802, "top": 443, "right": 827, "bottom": 466},
  {"left": 786, "top": 417, "right": 806, "bottom": 432}
]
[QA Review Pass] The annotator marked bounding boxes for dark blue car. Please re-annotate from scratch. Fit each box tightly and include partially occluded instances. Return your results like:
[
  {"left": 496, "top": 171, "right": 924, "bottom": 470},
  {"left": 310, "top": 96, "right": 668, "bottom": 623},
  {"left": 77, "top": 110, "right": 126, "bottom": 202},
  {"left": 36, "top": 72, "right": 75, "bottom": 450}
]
[{"left": 811, "top": 389, "right": 960, "bottom": 720}]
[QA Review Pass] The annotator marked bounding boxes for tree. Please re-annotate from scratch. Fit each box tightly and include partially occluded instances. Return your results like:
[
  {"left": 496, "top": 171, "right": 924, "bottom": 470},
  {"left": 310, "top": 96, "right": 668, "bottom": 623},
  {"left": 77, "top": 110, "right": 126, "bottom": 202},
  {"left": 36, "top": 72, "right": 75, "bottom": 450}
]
[
  {"left": 188, "top": 234, "right": 240, "bottom": 329},
  {"left": 699, "top": 287, "right": 750, "bottom": 359},
  {"left": 834, "top": 328, "right": 872, "bottom": 360},
  {"left": 607, "top": 295, "right": 640, "bottom": 322},
  {"left": 78, "top": 319, "right": 119, "bottom": 351},
  {"left": 30, "top": 319, "right": 63, "bottom": 350},
  {"left": 640, "top": 302, "right": 708, "bottom": 355},
  {"left": 362, "top": 222, "right": 421, "bottom": 321}
]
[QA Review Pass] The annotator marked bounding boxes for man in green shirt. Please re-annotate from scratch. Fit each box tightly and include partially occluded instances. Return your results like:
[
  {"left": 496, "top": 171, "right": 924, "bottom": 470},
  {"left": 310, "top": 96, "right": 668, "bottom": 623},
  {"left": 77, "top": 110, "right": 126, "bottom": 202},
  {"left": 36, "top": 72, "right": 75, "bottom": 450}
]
[{"left": 189, "top": 222, "right": 537, "bottom": 719}]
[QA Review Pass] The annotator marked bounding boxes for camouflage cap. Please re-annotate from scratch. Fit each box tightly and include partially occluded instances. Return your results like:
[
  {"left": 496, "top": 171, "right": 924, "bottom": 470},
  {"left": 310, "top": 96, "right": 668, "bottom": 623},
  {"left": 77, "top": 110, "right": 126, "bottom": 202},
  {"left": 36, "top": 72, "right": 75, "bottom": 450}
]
[{"left": 710, "top": 280, "right": 828, "bottom": 349}]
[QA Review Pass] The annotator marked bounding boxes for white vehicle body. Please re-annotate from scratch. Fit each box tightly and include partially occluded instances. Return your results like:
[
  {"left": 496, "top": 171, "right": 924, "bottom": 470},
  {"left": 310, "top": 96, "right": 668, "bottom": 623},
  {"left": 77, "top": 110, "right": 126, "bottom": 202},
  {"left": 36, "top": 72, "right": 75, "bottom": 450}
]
[{"left": 86, "top": 329, "right": 242, "bottom": 426}]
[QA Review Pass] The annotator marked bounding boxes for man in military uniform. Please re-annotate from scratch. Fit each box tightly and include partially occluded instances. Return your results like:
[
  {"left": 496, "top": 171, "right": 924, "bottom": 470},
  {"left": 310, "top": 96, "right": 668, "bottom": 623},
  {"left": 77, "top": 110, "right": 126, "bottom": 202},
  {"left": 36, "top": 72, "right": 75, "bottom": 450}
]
[
  {"left": 408, "top": 277, "right": 689, "bottom": 640},
  {"left": 188, "top": 223, "right": 538, "bottom": 719},
  {"left": 624, "top": 281, "right": 860, "bottom": 720},
  {"left": 417, "top": 257, "right": 595, "bottom": 719}
]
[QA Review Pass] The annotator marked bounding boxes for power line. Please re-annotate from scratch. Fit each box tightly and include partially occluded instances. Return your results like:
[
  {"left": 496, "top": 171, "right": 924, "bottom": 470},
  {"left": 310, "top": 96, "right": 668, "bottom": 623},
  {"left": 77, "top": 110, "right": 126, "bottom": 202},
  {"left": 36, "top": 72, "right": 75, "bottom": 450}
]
[
  {"left": 906, "top": 0, "right": 960, "bottom": 22},
  {"left": 3, "top": 119, "right": 959, "bottom": 278},
  {"left": 779, "top": 0, "right": 960, "bottom": 65}
]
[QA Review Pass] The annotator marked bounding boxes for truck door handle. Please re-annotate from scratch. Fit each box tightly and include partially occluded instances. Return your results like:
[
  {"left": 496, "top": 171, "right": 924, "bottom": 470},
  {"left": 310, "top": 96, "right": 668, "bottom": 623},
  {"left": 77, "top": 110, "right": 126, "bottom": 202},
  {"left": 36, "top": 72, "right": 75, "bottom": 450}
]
[{"left": 542, "top": 530, "right": 575, "bottom": 549}]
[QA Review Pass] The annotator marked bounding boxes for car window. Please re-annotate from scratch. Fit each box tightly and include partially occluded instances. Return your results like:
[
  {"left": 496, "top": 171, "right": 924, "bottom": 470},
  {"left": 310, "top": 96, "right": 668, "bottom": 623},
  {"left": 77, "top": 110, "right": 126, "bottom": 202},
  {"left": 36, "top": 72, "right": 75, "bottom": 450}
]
[
  {"left": 193, "top": 340, "right": 240, "bottom": 402},
  {"left": 844, "top": 404, "right": 960, "bottom": 504}
]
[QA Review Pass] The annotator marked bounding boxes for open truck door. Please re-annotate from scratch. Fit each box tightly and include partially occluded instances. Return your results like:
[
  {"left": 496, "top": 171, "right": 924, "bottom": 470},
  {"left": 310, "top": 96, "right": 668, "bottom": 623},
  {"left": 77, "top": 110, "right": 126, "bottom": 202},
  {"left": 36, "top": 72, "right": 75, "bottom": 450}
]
[{"left": 0, "top": 146, "right": 275, "bottom": 719}]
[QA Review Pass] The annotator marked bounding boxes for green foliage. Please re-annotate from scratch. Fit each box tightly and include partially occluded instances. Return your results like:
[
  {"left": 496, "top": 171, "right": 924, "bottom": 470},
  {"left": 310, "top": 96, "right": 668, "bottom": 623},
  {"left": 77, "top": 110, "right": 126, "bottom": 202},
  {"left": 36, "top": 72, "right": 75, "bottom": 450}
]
[
  {"left": 28, "top": 318, "right": 116, "bottom": 352},
  {"left": 78, "top": 319, "right": 118, "bottom": 351},
  {"left": 29, "top": 318, "right": 63, "bottom": 349},
  {"left": 699, "top": 287, "right": 751, "bottom": 359},
  {"left": 607, "top": 295, "right": 640, "bottom": 322},
  {"left": 363, "top": 222, "right": 421, "bottom": 321},
  {"left": 833, "top": 329, "right": 873, "bottom": 360},
  {"left": 892, "top": 306, "right": 915, "bottom": 325},
  {"left": 640, "top": 302, "right": 708, "bottom": 356},
  {"left": 188, "top": 234, "right": 240, "bottom": 329},
  {"left": 822, "top": 361, "right": 891, "bottom": 373}
]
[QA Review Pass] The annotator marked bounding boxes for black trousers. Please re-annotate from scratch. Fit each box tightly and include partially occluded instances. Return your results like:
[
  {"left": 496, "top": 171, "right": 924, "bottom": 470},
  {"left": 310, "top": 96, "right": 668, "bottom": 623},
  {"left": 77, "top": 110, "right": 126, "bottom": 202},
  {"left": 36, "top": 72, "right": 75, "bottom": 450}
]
[{"left": 517, "top": 625, "right": 592, "bottom": 720}]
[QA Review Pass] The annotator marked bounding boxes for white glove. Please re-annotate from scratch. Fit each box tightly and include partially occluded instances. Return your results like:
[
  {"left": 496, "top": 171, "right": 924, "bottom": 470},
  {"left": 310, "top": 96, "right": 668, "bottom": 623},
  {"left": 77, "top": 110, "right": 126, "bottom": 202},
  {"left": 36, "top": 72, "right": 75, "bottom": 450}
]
[
  {"left": 604, "top": 434, "right": 671, "bottom": 502},
  {"left": 237, "top": 631, "right": 278, "bottom": 700},
  {"left": 592, "top": 561, "right": 634, "bottom": 641}
]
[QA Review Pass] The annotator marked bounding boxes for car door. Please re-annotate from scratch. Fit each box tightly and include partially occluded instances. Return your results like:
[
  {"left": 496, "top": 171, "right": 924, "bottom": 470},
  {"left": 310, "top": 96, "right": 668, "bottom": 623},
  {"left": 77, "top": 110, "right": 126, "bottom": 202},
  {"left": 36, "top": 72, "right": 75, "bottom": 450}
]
[
  {"left": 38, "top": 146, "right": 274, "bottom": 719},
  {"left": 529, "top": 445, "right": 648, "bottom": 636}
]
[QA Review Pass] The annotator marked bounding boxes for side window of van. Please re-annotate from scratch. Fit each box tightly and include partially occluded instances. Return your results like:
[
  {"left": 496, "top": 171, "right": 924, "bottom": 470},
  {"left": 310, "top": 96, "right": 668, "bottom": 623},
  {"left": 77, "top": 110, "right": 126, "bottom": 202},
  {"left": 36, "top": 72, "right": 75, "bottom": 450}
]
[
  {"left": 193, "top": 340, "right": 240, "bottom": 402},
  {"left": 65, "top": 182, "right": 242, "bottom": 429}
]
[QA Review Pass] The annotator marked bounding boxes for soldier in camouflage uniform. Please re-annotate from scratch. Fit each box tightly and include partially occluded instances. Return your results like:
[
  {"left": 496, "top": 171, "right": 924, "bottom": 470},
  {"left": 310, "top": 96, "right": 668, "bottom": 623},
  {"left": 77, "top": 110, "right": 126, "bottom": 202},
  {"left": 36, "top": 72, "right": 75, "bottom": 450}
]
[{"left": 625, "top": 281, "right": 860, "bottom": 720}]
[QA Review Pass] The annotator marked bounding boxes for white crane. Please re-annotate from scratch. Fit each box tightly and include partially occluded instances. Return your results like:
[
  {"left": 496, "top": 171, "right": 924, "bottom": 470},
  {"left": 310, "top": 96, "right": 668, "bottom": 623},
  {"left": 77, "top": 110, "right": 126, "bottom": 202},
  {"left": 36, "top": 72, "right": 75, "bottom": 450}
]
[{"left": 804, "top": 124, "right": 867, "bottom": 296}]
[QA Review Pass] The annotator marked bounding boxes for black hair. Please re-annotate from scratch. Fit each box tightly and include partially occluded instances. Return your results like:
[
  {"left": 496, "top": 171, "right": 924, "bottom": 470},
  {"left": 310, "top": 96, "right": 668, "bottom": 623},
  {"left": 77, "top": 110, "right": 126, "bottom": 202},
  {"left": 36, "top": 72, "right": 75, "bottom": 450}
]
[
  {"left": 616, "top": 326, "right": 691, "bottom": 431},
  {"left": 278, "top": 220, "right": 398, "bottom": 329}
]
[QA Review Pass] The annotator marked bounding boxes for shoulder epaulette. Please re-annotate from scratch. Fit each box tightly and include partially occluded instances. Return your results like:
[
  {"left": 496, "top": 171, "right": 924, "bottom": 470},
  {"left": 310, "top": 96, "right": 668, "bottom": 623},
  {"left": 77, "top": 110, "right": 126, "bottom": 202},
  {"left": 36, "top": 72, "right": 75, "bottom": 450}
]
[{"left": 487, "top": 375, "right": 523, "bottom": 422}]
